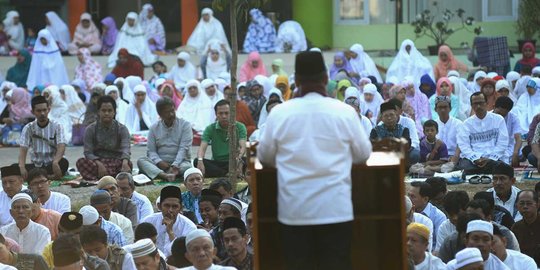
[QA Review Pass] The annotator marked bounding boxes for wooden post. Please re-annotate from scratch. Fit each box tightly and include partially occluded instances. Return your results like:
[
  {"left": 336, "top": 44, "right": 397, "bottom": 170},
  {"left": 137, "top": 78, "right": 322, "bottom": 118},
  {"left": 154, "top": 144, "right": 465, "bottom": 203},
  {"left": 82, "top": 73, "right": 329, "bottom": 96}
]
[
  {"left": 227, "top": 0, "right": 239, "bottom": 189},
  {"left": 67, "top": 0, "right": 87, "bottom": 38}
]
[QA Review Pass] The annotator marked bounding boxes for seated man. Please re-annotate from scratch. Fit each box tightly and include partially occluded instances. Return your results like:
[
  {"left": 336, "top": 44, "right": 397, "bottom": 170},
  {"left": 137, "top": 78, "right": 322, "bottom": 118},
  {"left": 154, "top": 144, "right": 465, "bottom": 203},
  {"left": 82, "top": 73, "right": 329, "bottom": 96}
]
[
  {"left": 388, "top": 98, "right": 420, "bottom": 164},
  {"left": 210, "top": 178, "right": 248, "bottom": 222},
  {"left": 511, "top": 190, "right": 540, "bottom": 266},
  {"left": 213, "top": 198, "right": 244, "bottom": 260},
  {"left": 425, "top": 177, "right": 447, "bottom": 212},
  {"left": 116, "top": 172, "right": 154, "bottom": 223},
  {"left": 446, "top": 220, "right": 510, "bottom": 269},
  {"left": 183, "top": 229, "right": 236, "bottom": 270},
  {"left": 435, "top": 191, "right": 469, "bottom": 253},
  {"left": 491, "top": 223, "right": 537, "bottom": 270},
  {"left": 52, "top": 233, "right": 109, "bottom": 270},
  {"left": 370, "top": 102, "right": 414, "bottom": 165},
  {"left": 219, "top": 217, "right": 254, "bottom": 269},
  {"left": 97, "top": 176, "right": 138, "bottom": 226},
  {"left": 76, "top": 95, "right": 132, "bottom": 182},
  {"left": 234, "top": 168, "right": 252, "bottom": 205},
  {"left": 141, "top": 186, "right": 197, "bottom": 257},
  {"left": 0, "top": 193, "right": 51, "bottom": 254},
  {"left": 196, "top": 100, "right": 247, "bottom": 178},
  {"left": 434, "top": 96, "right": 462, "bottom": 163},
  {"left": 486, "top": 162, "right": 522, "bottom": 222},
  {"left": 452, "top": 248, "right": 484, "bottom": 270},
  {"left": 527, "top": 122, "right": 540, "bottom": 171},
  {"left": 493, "top": 96, "right": 525, "bottom": 166},
  {"left": 27, "top": 168, "right": 71, "bottom": 214},
  {"left": 406, "top": 223, "right": 446, "bottom": 270},
  {"left": 438, "top": 212, "right": 481, "bottom": 263},
  {"left": 0, "top": 233, "right": 49, "bottom": 270},
  {"left": 79, "top": 205, "right": 126, "bottom": 247},
  {"left": 418, "top": 120, "right": 448, "bottom": 174},
  {"left": 182, "top": 168, "right": 204, "bottom": 224},
  {"left": 18, "top": 96, "right": 69, "bottom": 180},
  {"left": 199, "top": 189, "right": 223, "bottom": 231},
  {"left": 0, "top": 166, "right": 24, "bottom": 226},
  {"left": 80, "top": 225, "right": 137, "bottom": 269},
  {"left": 90, "top": 190, "right": 134, "bottom": 244},
  {"left": 26, "top": 190, "right": 61, "bottom": 240},
  {"left": 457, "top": 92, "right": 509, "bottom": 174},
  {"left": 127, "top": 239, "right": 170, "bottom": 270},
  {"left": 137, "top": 97, "right": 193, "bottom": 182}
]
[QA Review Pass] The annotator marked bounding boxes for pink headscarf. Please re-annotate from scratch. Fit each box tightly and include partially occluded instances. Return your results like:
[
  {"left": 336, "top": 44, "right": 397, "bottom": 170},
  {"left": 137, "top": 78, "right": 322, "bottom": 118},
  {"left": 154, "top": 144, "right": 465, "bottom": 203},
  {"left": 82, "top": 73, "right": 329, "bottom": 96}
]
[
  {"left": 74, "top": 48, "right": 103, "bottom": 90},
  {"left": 436, "top": 77, "right": 454, "bottom": 96},
  {"left": 159, "top": 81, "right": 183, "bottom": 109},
  {"left": 239, "top": 52, "right": 267, "bottom": 82},
  {"left": 9, "top": 88, "right": 33, "bottom": 121},
  {"left": 434, "top": 45, "right": 468, "bottom": 80}
]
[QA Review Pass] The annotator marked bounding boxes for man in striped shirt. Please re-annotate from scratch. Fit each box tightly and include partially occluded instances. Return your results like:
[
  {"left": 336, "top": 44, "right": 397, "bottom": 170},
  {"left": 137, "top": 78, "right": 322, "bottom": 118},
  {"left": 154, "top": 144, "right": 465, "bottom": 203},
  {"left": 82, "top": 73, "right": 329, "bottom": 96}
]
[{"left": 18, "top": 96, "right": 68, "bottom": 180}]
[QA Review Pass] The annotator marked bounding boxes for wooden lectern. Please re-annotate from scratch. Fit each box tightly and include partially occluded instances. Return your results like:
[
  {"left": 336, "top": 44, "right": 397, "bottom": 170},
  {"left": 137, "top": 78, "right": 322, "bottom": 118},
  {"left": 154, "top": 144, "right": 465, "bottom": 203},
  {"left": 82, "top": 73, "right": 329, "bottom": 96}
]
[{"left": 248, "top": 138, "right": 409, "bottom": 270}]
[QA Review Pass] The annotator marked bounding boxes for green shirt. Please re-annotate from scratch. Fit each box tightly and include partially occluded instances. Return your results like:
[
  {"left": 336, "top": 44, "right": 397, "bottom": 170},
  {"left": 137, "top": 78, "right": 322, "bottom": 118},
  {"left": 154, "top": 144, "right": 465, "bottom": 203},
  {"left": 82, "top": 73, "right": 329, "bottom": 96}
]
[{"left": 202, "top": 121, "right": 247, "bottom": 162}]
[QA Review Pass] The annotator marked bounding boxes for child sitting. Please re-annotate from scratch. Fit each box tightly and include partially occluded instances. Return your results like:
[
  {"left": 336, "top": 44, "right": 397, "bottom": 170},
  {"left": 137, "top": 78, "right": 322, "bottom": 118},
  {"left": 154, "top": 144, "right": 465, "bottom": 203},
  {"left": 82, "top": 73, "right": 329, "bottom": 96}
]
[
  {"left": 24, "top": 27, "right": 36, "bottom": 51},
  {"left": 417, "top": 120, "right": 449, "bottom": 175}
]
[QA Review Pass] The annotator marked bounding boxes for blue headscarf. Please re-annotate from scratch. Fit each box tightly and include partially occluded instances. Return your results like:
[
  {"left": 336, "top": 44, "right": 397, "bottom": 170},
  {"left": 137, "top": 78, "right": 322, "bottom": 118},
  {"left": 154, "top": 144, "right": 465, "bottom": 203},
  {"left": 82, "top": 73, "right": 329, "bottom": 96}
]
[{"left": 420, "top": 74, "right": 436, "bottom": 98}]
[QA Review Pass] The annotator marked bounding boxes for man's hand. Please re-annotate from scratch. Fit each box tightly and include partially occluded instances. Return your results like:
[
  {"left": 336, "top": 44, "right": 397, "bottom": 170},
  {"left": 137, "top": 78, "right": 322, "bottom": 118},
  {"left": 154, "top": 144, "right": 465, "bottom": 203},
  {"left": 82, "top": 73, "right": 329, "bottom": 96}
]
[
  {"left": 511, "top": 154, "right": 520, "bottom": 167},
  {"left": 169, "top": 166, "right": 179, "bottom": 176},
  {"left": 157, "top": 161, "right": 170, "bottom": 171},
  {"left": 162, "top": 215, "right": 175, "bottom": 240},
  {"left": 97, "top": 162, "right": 108, "bottom": 178},
  {"left": 19, "top": 166, "right": 27, "bottom": 180},
  {"left": 475, "top": 158, "right": 488, "bottom": 168},
  {"left": 197, "top": 160, "right": 205, "bottom": 175},
  {"left": 121, "top": 160, "right": 131, "bottom": 173},
  {"left": 52, "top": 162, "right": 62, "bottom": 179}
]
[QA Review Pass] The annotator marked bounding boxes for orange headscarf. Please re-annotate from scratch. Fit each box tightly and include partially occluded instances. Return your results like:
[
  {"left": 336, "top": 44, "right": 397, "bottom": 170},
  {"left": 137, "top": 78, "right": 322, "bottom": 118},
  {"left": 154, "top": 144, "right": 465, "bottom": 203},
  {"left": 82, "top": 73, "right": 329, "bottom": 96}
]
[
  {"left": 275, "top": 75, "right": 291, "bottom": 101},
  {"left": 434, "top": 45, "right": 468, "bottom": 81}
]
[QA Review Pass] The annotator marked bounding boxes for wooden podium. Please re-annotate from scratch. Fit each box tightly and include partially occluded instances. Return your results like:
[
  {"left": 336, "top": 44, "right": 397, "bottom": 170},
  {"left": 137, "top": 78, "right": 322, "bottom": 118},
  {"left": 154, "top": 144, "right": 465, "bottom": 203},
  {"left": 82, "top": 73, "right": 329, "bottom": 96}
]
[{"left": 248, "top": 138, "right": 408, "bottom": 270}]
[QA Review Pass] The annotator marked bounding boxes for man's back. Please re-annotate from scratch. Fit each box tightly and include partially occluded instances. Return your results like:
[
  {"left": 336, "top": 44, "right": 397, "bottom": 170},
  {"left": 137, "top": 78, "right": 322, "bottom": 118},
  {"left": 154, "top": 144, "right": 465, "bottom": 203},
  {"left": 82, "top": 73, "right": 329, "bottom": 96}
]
[{"left": 258, "top": 93, "right": 372, "bottom": 225}]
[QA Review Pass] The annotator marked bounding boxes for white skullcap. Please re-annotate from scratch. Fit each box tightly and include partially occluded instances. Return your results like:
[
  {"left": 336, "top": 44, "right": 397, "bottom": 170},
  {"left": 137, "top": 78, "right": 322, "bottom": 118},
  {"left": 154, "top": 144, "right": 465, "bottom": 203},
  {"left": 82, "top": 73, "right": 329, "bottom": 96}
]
[
  {"left": 79, "top": 205, "right": 99, "bottom": 225},
  {"left": 201, "top": 8, "right": 213, "bottom": 16},
  {"left": 133, "top": 84, "right": 146, "bottom": 94},
  {"left": 126, "top": 238, "right": 157, "bottom": 258},
  {"left": 309, "top": 47, "right": 322, "bottom": 53},
  {"left": 454, "top": 248, "right": 483, "bottom": 268},
  {"left": 221, "top": 198, "right": 243, "bottom": 213},
  {"left": 466, "top": 220, "right": 493, "bottom": 235},
  {"left": 200, "top": 79, "right": 215, "bottom": 90},
  {"left": 105, "top": 85, "right": 119, "bottom": 95},
  {"left": 10, "top": 193, "right": 32, "bottom": 205},
  {"left": 155, "top": 78, "right": 166, "bottom": 89},
  {"left": 186, "top": 229, "right": 212, "bottom": 246},
  {"left": 447, "top": 70, "right": 460, "bottom": 78},
  {"left": 183, "top": 168, "right": 203, "bottom": 181},
  {"left": 495, "top": 80, "right": 510, "bottom": 91},
  {"left": 486, "top": 72, "right": 498, "bottom": 79},
  {"left": 177, "top": 51, "right": 190, "bottom": 61},
  {"left": 533, "top": 66, "right": 540, "bottom": 75}
]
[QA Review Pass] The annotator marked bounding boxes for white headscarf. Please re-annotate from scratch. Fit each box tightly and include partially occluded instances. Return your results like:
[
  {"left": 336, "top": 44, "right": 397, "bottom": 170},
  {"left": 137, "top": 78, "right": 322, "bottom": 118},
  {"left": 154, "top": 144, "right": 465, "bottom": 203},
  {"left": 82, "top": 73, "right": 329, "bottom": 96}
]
[
  {"left": 257, "top": 87, "right": 284, "bottom": 128},
  {"left": 386, "top": 39, "right": 434, "bottom": 83},
  {"left": 360, "top": 83, "right": 383, "bottom": 125},
  {"left": 515, "top": 77, "right": 540, "bottom": 131},
  {"left": 45, "top": 11, "right": 70, "bottom": 51},
  {"left": 43, "top": 85, "right": 72, "bottom": 142},
  {"left": 200, "top": 78, "right": 224, "bottom": 107},
  {"left": 448, "top": 76, "right": 471, "bottom": 120},
  {"left": 176, "top": 79, "right": 214, "bottom": 133},
  {"left": 3, "top": 11, "right": 24, "bottom": 50},
  {"left": 506, "top": 71, "right": 521, "bottom": 95},
  {"left": 138, "top": 4, "right": 166, "bottom": 50},
  {"left": 187, "top": 8, "right": 230, "bottom": 55},
  {"left": 107, "top": 12, "right": 157, "bottom": 67},
  {"left": 60, "top": 84, "right": 86, "bottom": 124},
  {"left": 105, "top": 85, "right": 129, "bottom": 125},
  {"left": 168, "top": 52, "right": 197, "bottom": 90},
  {"left": 125, "top": 84, "right": 158, "bottom": 132},
  {"left": 26, "top": 29, "right": 69, "bottom": 90},
  {"left": 0, "top": 81, "right": 16, "bottom": 114},
  {"left": 274, "top": 20, "right": 307, "bottom": 53},
  {"left": 254, "top": 75, "right": 273, "bottom": 98},
  {"left": 349, "top": 43, "right": 383, "bottom": 83},
  {"left": 468, "top": 70, "right": 487, "bottom": 93},
  {"left": 495, "top": 79, "right": 517, "bottom": 102},
  {"left": 204, "top": 39, "right": 229, "bottom": 81}
]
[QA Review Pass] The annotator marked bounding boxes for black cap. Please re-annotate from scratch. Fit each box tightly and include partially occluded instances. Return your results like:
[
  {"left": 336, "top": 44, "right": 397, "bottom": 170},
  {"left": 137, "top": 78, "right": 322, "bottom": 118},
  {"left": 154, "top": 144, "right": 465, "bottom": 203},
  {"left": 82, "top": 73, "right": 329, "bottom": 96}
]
[
  {"left": 380, "top": 102, "right": 397, "bottom": 114},
  {"left": 53, "top": 234, "right": 82, "bottom": 267},
  {"left": 1, "top": 165, "right": 21, "bottom": 178},
  {"left": 58, "top": 212, "right": 83, "bottom": 232},
  {"left": 295, "top": 51, "right": 327, "bottom": 77},
  {"left": 201, "top": 189, "right": 222, "bottom": 199},
  {"left": 495, "top": 96, "right": 514, "bottom": 111},
  {"left": 492, "top": 161, "right": 514, "bottom": 178},
  {"left": 160, "top": 186, "right": 182, "bottom": 203},
  {"left": 222, "top": 217, "right": 246, "bottom": 233}
]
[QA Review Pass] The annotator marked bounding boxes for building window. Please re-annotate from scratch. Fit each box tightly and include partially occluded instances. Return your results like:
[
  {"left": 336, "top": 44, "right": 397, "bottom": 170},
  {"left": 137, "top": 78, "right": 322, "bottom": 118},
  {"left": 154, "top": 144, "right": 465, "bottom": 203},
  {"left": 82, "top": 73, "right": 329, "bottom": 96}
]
[
  {"left": 335, "top": 0, "right": 369, "bottom": 24},
  {"left": 482, "top": 0, "right": 517, "bottom": 22}
]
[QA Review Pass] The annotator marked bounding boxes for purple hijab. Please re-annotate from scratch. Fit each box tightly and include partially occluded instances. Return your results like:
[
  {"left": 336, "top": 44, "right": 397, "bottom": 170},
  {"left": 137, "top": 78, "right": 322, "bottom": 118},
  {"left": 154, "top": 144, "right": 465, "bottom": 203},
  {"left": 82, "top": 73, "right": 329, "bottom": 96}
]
[
  {"left": 330, "top": 52, "right": 353, "bottom": 80},
  {"left": 101, "top": 17, "right": 118, "bottom": 54}
]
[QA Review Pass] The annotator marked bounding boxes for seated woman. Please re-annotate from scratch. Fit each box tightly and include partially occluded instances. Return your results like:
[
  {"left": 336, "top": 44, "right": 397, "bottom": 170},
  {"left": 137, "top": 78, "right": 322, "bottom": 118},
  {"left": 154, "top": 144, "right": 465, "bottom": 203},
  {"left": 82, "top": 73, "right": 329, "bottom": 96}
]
[
  {"left": 388, "top": 84, "right": 415, "bottom": 120},
  {"left": 6, "top": 49, "right": 31, "bottom": 88},
  {"left": 404, "top": 79, "right": 430, "bottom": 133},
  {"left": 274, "top": 20, "right": 307, "bottom": 53},
  {"left": 68, "top": 13, "right": 102, "bottom": 55},
  {"left": 176, "top": 80, "right": 213, "bottom": 134},
  {"left": 76, "top": 96, "right": 132, "bottom": 182},
  {"left": 45, "top": 11, "right": 70, "bottom": 52},
  {"left": 100, "top": 17, "right": 118, "bottom": 55},
  {"left": 105, "top": 85, "right": 128, "bottom": 125},
  {"left": 223, "top": 85, "right": 256, "bottom": 137},
  {"left": 200, "top": 39, "right": 231, "bottom": 81},
  {"left": 242, "top": 79, "right": 267, "bottom": 125},
  {"left": 433, "top": 45, "right": 468, "bottom": 81},
  {"left": 361, "top": 83, "right": 382, "bottom": 126},
  {"left": 480, "top": 78, "right": 498, "bottom": 111},
  {"left": 257, "top": 87, "right": 284, "bottom": 128},
  {"left": 75, "top": 48, "right": 103, "bottom": 91},
  {"left": 4, "top": 11, "right": 24, "bottom": 51},
  {"left": 26, "top": 29, "right": 69, "bottom": 90},
  {"left": 124, "top": 84, "right": 158, "bottom": 133},
  {"left": 243, "top": 8, "right": 276, "bottom": 53},
  {"left": 60, "top": 84, "right": 86, "bottom": 125},
  {"left": 158, "top": 81, "right": 182, "bottom": 109},
  {"left": 187, "top": 8, "right": 230, "bottom": 55},
  {"left": 108, "top": 12, "right": 156, "bottom": 67},
  {"left": 111, "top": 48, "right": 144, "bottom": 79},
  {"left": 1, "top": 88, "right": 33, "bottom": 145},
  {"left": 42, "top": 86, "right": 72, "bottom": 143},
  {"left": 330, "top": 52, "right": 354, "bottom": 82},
  {"left": 449, "top": 76, "right": 471, "bottom": 121},
  {"left": 515, "top": 78, "right": 540, "bottom": 131},
  {"left": 419, "top": 74, "right": 436, "bottom": 98},
  {"left": 514, "top": 42, "right": 540, "bottom": 73},
  {"left": 349, "top": 44, "right": 383, "bottom": 83},
  {"left": 344, "top": 87, "right": 372, "bottom": 135},
  {"left": 429, "top": 77, "right": 460, "bottom": 121},
  {"left": 275, "top": 75, "right": 292, "bottom": 101},
  {"left": 239, "top": 51, "right": 267, "bottom": 83},
  {"left": 387, "top": 40, "right": 434, "bottom": 83},
  {"left": 138, "top": 4, "right": 166, "bottom": 52}
]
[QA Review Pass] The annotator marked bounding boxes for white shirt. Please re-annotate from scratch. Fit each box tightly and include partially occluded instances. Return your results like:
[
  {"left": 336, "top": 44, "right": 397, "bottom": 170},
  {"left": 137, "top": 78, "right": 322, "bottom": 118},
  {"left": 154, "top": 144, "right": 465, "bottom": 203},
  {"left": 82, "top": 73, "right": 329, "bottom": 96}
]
[
  {"left": 446, "top": 254, "right": 510, "bottom": 270},
  {"left": 0, "top": 192, "right": 13, "bottom": 226},
  {"left": 109, "top": 212, "right": 134, "bottom": 244},
  {"left": 258, "top": 93, "right": 372, "bottom": 225},
  {"left": 419, "top": 202, "right": 446, "bottom": 250},
  {"left": 486, "top": 186, "right": 522, "bottom": 222},
  {"left": 435, "top": 117, "right": 462, "bottom": 156},
  {"left": 503, "top": 112, "right": 525, "bottom": 163},
  {"left": 503, "top": 249, "right": 537, "bottom": 270},
  {"left": 435, "top": 219, "right": 456, "bottom": 253},
  {"left": 119, "top": 251, "right": 137, "bottom": 270},
  {"left": 413, "top": 213, "right": 434, "bottom": 252},
  {"left": 0, "top": 220, "right": 51, "bottom": 254},
  {"left": 399, "top": 115, "right": 420, "bottom": 149},
  {"left": 415, "top": 252, "right": 446, "bottom": 270},
  {"left": 457, "top": 112, "right": 509, "bottom": 161},
  {"left": 0, "top": 263, "right": 16, "bottom": 270},
  {"left": 42, "top": 191, "right": 71, "bottom": 214},
  {"left": 141, "top": 213, "right": 197, "bottom": 257},
  {"left": 179, "top": 264, "right": 236, "bottom": 270},
  {"left": 130, "top": 191, "right": 154, "bottom": 223},
  {"left": 360, "top": 114, "right": 373, "bottom": 135}
]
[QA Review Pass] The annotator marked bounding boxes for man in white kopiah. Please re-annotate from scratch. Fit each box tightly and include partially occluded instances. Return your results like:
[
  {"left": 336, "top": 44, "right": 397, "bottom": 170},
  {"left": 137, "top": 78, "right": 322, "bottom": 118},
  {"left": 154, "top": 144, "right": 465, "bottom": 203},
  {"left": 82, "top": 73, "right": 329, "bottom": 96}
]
[{"left": 179, "top": 229, "right": 236, "bottom": 270}]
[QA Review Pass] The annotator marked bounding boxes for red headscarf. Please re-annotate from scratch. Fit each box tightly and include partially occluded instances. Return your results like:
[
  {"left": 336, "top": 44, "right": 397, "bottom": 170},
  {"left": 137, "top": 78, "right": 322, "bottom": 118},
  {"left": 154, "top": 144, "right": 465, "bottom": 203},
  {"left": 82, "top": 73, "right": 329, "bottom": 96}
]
[
  {"left": 111, "top": 48, "right": 144, "bottom": 79},
  {"left": 519, "top": 42, "right": 540, "bottom": 68},
  {"left": 159, "top": 81, "right": 183, "bottom": 109}
]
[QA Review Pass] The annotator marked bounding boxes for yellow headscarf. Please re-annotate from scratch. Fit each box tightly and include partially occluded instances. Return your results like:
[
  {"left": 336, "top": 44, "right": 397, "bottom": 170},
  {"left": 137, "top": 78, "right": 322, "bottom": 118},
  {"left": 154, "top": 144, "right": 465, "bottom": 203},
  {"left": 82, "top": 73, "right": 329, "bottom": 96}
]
[
  {"left": 336, "top": 79, "right": 352, "bottom": 101},
  {"left": 275, "top": 75, "right": 291, "bottom": 101}
]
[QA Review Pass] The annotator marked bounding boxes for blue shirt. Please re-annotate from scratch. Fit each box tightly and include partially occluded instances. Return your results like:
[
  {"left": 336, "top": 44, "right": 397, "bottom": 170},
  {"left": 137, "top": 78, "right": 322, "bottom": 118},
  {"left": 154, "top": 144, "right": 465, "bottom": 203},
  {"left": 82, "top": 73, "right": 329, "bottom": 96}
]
[
  {"left": 420, "top": 202, "right": 447, "bottom": 250},
  {"left": 181, "top": 191, "right": 202, "bottom": 223},
  {"left": 101, "top": 218, "right": 126, "bottom": 247}
]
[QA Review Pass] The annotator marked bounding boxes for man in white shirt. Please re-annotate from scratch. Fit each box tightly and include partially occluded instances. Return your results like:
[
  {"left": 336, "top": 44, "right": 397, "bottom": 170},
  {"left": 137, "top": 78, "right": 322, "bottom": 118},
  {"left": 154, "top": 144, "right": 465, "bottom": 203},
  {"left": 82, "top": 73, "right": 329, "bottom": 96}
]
[
  {"left": 0, "top": 193, "right": 51, "bottom": 254},
  {"left": 493, "top": 96, "right": 525, "bottom": 166},
  {"left": 27, "top": 168, "right": 71, "bottom": 214},
  {"left": 408, "top": 181, "right": 446, "bottom": 250},
  {"left": 116, "top": 172, "right": 154, "bottom": 222},
  {"left": 180, "top": 229, "right": 236, "bottom": 270},
  {"left": 435, "top": 191, "right": 469, "bottom": 253},
  {"left": 405, "top": 196, "right": 434, "bottom": 252},
  {"left": 457, "top": 92, "right": 509, "bottom": 174},
  {"left": 0, "top": 166, "right": 25, "bottom": 226},
  {"left": 258, "top": 51, "right": 372, "bottom": 270},
  {"left": 486, "top": 162, "right": 522, "bottom": 222},
  {"left": 491, "top": 224, "right": 537, "bottom": 270},
  {"left": 90, "top": 190, "right": 134, "bottom": 244},
  {"left": 434, "top": 96, "right": 462, "bottom": 161},
  {"left": 406, "top": 223, "right": 446, "bottom": 270},
  {"left": 446, "top": 220, "right": 510, "bottom": 269},
  {"left": 387, "top": 98, "right": 420, "bottom": 164},
  {"left": 141, "top": 186, "right": 197, "bottom": 257}
]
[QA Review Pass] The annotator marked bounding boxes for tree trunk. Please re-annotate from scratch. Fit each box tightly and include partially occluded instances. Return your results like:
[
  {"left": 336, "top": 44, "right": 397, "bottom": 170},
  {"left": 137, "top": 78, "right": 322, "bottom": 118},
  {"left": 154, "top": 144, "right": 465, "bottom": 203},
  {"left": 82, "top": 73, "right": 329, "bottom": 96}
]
[{"left": 227, "top": 0, "right": 239, "bottom": 190}]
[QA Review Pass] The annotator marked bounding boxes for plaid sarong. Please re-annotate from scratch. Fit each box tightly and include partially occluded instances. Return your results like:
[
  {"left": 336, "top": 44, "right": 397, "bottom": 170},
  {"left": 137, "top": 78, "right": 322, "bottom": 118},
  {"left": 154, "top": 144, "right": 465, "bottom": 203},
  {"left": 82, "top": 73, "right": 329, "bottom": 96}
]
[
  {"left": 76, "top": 158, "right": 132, "bottom": 181},
  {"left": 474, "top": 36, "right": 510, "bottom": 75}
]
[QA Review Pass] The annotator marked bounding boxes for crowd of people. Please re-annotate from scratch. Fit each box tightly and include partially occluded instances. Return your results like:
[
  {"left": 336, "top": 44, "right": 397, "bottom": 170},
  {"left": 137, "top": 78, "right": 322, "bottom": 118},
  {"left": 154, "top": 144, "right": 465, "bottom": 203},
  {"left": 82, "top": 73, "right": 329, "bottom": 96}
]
[{"left": 0, "top": 4, "right": 539, "bottom": 270}]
